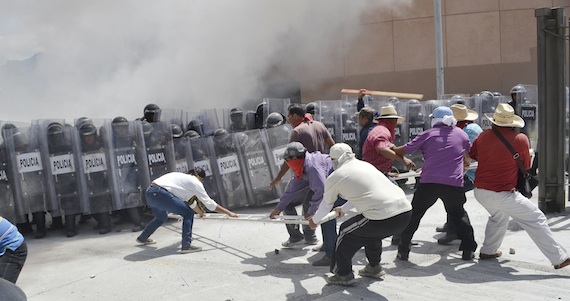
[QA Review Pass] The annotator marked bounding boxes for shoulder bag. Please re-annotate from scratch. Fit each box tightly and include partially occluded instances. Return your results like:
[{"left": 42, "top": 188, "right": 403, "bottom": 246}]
[{"left": 492, "top": 128, "right": 538, "bottom": 198}]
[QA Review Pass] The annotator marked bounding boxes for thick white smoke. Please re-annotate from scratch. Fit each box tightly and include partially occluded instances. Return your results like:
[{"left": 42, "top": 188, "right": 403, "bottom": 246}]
[{"left": 0, "top": 0, "right": 412, "bottom": 123}]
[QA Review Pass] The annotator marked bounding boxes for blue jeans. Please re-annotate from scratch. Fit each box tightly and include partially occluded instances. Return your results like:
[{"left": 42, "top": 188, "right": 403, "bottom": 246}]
[
  {"left": 138, "top": 186, "right": 196, "bottom": 248},
  {"left": 321, "top": 197, "right": 347, "bottom": 257}
]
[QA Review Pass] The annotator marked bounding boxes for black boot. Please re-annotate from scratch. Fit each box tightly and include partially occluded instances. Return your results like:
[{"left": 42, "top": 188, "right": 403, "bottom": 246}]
[
  {"left": 49, "top": 216, "right": 64, "bottom": 231},
  {"left": 97, "top": 212, "right": 112, "bottom": 235},
  {"left": 32, "top": 212, "right": 47, "bottom": 239},
  {"left": 65, "top": 214, "right": 77, "bottom": 237}
]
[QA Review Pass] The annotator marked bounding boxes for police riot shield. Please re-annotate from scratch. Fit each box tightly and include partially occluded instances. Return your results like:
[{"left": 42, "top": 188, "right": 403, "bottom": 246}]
[
  {"left": 260, "top": 98, "right": 291, "bottom": 129},
  {"left": 196, "top": 109, "right": 220, "bottom": 137},
  {"left": 37, "top": 120, "right": 87, "bottom": 216},
  {"left": 173, "top": 135, "right": 194, "bottom": 174},
  {"left": 516, "top": 85, "right": 538, "bottom": 149},
  {"left": 105, "top": 120, "right": 149, "bottom": 210},
  {"left": 316, "top": 100, "right": 342, "bottom": 146},
  {"left": 76, "top": 119, "right": 113, "bottom": 215},
  {"left": 141, "top": 121, "right": 176, "bottom": 181},
  {"left": 263, "top": 123, "right": 293, "bottom": 195},
  {"left": 161, "top": 108, "right": 185, "bottom": 131},
  {"left": 405, "top": 99, "right": 425, "bottom": 168},
  {"left": 423, "top": 100, "right": 442, "bottom": 129},
  {"left": 234, "top": 129, "right": 277, "bottom": 206},
  {"left": 442, "top": 94, "right": 476, "bottom": 110},
  {"left": 189, "top": 135, "right": 221, "bottom": 205},
  {"left": 0, "top": 121, "right": 29, "bottom": 223},
  {"left": 386, "top": 99, "right": 407, "bottom": 172},
  {"left": 4, "top": 124, "right": 50, "bottom": 218},
  {"left": 474, "top": 91, "right": 501, "bottom": 131},
  {"left": 211, "top": 129, "right": 248, "bottom": 209},
  {"left": 340, "top": 99, "right": 359, "bottom": 153}
]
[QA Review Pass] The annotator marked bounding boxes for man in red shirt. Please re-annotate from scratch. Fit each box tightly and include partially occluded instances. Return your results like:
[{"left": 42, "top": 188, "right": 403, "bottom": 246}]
[
  {"left": 362, "top": 106, "right": 415, "bottom": 246},
  {"left": 470, "top": 103, "right": 569, "bottom": 269}
]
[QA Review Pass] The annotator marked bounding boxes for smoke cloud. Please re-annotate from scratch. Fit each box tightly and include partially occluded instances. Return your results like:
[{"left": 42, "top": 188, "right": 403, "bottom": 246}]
[{"left": 0, "top": 0, "right": 412, "bottom": 123}]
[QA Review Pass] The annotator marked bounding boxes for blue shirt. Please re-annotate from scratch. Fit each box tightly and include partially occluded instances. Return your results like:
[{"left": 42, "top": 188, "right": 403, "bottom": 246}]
[
  {"left": 357, "top": 121, "right": 375, "bottom": 160},
  {"left": 0, "top": 217, "right": 24, "bottom": 256},
  {"left": 463, "top": 123, "right": 483, "bottom": 181}
]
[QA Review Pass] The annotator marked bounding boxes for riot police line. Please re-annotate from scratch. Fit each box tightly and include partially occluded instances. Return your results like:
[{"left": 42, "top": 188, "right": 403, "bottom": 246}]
[{"left": 0, "top": 87, "right": 538, "bottom": 229}]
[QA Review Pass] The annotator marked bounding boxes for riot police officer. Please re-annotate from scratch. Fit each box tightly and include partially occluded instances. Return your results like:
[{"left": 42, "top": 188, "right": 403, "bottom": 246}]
[
  {"left": 141, "top": 104, "right": 161, "bottom": 123},
  {"left": 229, "top": 108, "right": 247, "bottom": 133}
]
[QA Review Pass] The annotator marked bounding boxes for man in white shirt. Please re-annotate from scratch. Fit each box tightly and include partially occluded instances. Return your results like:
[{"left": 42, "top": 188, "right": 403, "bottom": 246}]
[
  {"left": 136, "top": 169, "right": 237, "bottom": 254},
  {"left": 309, "top": 143, "right": 412, "bottom": 286}
]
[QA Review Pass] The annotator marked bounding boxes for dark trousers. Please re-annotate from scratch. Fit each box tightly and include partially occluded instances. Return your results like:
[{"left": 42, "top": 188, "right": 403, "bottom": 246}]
[
  {"left": 283, "top": 187, "right": 316, "bottom": 242},
  {"left": 399, "top": 183, "right": 477, "bottom": 255},
  {"left": 332, "top": 211, "right": 411, "bottom": 276},
  {"left": 0, "top": 242, "right": 27, "bottom": 283},
  {"left": 445, "top": 176, "right": 474, "bottom": 234}
]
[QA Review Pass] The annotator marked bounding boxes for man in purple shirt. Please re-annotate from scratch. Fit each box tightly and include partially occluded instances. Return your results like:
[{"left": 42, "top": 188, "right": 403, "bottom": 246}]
[
  {"left": 392, "top": 106, "right": 478, "bottom": 261},
  {"left": 269, "top": 142, "right": 337, "bottom": 266}
]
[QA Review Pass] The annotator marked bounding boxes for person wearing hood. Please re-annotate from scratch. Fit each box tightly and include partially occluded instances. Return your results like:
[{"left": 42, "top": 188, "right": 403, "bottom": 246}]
[
  {"left": 309, "top": 143, "right": 411, "bottom": 286},
  {"left": 392, "top": 106, "right": 478, "bottom": 261},
  {"left": 269, "top": 142, "right": 340, "bottom": 267}
]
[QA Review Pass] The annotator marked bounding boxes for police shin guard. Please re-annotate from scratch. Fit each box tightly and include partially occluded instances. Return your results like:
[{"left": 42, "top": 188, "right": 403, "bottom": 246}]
[
  {"left": 127, "top": 207, "right": 144, "bottom": 232},
  {"left": 32, "top": 212, "right": 47, "bottom": 239},
  {"left": 65, "top": 214, "right": 78, "bottom": 237}
]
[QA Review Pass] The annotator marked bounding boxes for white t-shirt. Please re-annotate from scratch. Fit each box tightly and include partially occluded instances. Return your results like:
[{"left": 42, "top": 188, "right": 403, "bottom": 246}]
[
  {"left": 152, "top": 172, "right": 218, "bottom": 211},
  {"left": 312, "top": 158, "right": 411, "bottom": 222}
]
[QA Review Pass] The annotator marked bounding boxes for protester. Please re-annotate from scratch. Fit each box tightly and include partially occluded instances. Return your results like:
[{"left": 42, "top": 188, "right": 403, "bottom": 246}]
[
  {"left": 309, "top": 143, "right": 411, "bottom": 286},
  {"left": 393, "top": 106, "right": 478, "bottom": 261},
  {"left": 269, "top": 142, "right": 340, "bottom": 266},
  {"left": 470, "top": 103, "right": 570, "bottom": 269},
  {"left": 136, "top": 169, "right": 238, "bottom": 254}
]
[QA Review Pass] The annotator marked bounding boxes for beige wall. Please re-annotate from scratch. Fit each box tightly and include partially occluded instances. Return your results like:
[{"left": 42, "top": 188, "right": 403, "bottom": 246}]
[{"left": 298, "top": 0, "right": 570, "bottom": 102}]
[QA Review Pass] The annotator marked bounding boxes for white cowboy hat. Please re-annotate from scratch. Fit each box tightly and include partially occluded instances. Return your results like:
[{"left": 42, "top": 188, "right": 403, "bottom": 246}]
[
  {"left": 450, "top": 104, "right": 478, "bottom": 121},
  {"left": 484, "top": 103, "right": 525, "bottom": 128},
  {"left": 374, "top": 106, "right": 405, "bottom": 124}
]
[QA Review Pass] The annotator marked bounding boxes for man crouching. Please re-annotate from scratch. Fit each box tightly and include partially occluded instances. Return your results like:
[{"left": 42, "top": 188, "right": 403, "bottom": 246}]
[{"left": 309, "top": 143, "right": 412, "bottom": 286}]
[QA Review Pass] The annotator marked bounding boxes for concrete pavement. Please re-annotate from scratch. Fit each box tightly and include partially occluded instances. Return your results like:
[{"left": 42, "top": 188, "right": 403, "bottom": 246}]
[{"left": 15, "top": 182, "right": 570, "bottom": 300}]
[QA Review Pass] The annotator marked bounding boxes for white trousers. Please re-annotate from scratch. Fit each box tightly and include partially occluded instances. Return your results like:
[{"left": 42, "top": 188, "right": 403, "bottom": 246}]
[{"left": 474, "top": 188, "right": 568, "bottom": 265}]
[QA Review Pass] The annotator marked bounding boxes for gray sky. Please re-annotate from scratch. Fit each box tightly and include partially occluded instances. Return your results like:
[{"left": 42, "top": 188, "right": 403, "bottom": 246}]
[{"left": 0, "top": 0, "right": 412, "bottom": 123}]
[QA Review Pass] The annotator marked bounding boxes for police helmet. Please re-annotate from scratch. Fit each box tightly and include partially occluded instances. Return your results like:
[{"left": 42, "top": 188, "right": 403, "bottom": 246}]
[
  {"left": 75, "top": 117, "right": 93, "bottom": 129},
  {"left": 170, "top": 124, "right": 183, "bottom": 138},
  {"left": 143, "top": 103, "right": 161, "bottom": 122},
  {"left": 187, "top": 119, "right": 203, "bottom": 132},
  {"left": 266, "top": 112, "right": 286, "bottom": 128},
  {"left": 449, "top": 95, "right": 465, "bottom": 105},
  {"left": 79, "top": 123, "right": 97, "bottom": 136},
  {"left": 184, "top": 130, "right": 201, "bottom": 140},
  {"left": 213, "top": 128, "right": 229, "bottom": 141},
  {"left": 112, "top": 116, "right": 128, "bottom": 125},
  {"left": 510, "top": 85, "right": 527, "bottom": 95},
  {"left": 255, "top": 102, "right": 269, "bottom": 128},
  {"left": 47, "top": 122, "right": 64, "bottom": 136},
  {"left": 283, "top": 142, "right": 306, "bottom": 159},
  {"left": 388, "top": 97, "right": 400, "bottom": 104},
  {"left": 1, "top": 123, "right": 17, "bottom": 139},
  {"left": 305, "top": 102, "right": 319, "bottom": 115}
]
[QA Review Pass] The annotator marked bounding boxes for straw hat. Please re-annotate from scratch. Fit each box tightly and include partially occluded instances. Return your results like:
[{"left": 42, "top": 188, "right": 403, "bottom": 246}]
[
  {"left": 374, "top": 106, "right": 405, "bottom": 124},
  {"left": 450, "top": 104, "right": 478, "bottom": 121},
  {"left": 484, "top": 103, "right": 524, "bottom": 128}
]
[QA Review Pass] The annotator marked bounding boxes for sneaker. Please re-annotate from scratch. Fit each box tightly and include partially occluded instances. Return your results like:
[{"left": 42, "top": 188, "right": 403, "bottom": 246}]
[
  {"left": 396, "top": 252, "right": 409, "bottom": 261},
  {"left": 480, "top": 251, "right": 502, "bottom": 260},
  {"left": 281, "top": 239, "right": 304, "bottom": 248},
  {"left": 437, "top": 233, "right": 458, "bottom": 245},
  {"left": 180, "top": 245, "right": 202, "bottom": 254},
  {"left": 311, "top": 244, "right": 324, "bottom": 252},
  {"left": 136, "top": 237, "right": 156, "bottom": 245},
  {"left": 462, "top": 250, "right": 475, "bottom": 261},
  {"left": 358, "top": 264, "right": 386, "bottom": 279},
  {"left": 325, "top": 273, "right": 357, "bottom": 286},
  {"left": 312, "top": 255, "right": 332, "bottom": 266},
  {"left": 304, "top": 238, "right": 319, "bottom": 245},
  {"left": 554, "top": 258, "right": 570, "bottom": 270}
]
